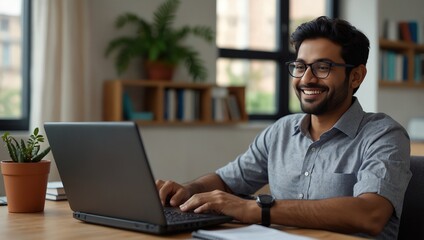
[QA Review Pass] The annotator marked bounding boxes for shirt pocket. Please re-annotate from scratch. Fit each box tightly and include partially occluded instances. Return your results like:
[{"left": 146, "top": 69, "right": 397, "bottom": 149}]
[{"left": 309, "top": 172, "right": 357, "bottom": 199}]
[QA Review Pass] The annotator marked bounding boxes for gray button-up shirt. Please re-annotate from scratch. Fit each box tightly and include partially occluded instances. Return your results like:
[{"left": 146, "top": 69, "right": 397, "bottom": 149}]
[{"left": 216, "top": 98, "right": 411, "bottom": 239}]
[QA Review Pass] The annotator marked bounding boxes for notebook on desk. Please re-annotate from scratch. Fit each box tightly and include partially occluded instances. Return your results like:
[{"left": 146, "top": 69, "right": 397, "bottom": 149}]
[{"left": 44, "top": 122, "right": 232, "bottom": 234}]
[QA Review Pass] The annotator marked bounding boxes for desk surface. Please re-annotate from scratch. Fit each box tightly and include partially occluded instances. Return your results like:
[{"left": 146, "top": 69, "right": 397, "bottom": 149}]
[{"left": 0, "top": 201, "right": 364, "bottom": 240}]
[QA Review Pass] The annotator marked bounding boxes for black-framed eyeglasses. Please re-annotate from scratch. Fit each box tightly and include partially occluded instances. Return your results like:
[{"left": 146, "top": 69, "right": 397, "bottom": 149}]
[{"left": 285, "top": 61, "right": 355, "bottom": 79}]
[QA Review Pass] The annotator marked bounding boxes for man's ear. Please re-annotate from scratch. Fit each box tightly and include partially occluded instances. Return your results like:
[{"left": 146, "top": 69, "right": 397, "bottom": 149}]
[{"left": 350, "top": 64, "right": 367, "bottom": 89}]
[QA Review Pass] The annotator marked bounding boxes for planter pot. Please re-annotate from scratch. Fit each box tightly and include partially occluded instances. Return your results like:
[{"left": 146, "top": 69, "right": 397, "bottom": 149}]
[
  {"left": 0, "top": 160, "right": 51, "bottom": 213},
  {"left": 144, "top": 60, "right": 175, "bottom": 81}
]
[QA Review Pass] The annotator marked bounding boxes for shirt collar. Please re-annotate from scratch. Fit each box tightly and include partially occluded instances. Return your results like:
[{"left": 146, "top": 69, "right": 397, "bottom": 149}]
[
  {"left": 293, "top": 97, "right": 365, "bottom": 139},
  {"left": 333, "top": 97, "right": 364, "bottom": 138}
]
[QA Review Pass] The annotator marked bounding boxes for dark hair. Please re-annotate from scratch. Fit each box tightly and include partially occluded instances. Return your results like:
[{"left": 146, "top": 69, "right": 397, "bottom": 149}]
[
  {"left": 291, "top": 16, "right": 370, "bottom": 67},
  {"left": 290, "top": 16, "right": 369, "bottom": 94}
]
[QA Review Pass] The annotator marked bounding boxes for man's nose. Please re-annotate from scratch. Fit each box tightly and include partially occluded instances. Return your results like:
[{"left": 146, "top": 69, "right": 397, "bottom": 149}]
[{"left": 301, "top": 66, "right": 318, "bottom": 83}]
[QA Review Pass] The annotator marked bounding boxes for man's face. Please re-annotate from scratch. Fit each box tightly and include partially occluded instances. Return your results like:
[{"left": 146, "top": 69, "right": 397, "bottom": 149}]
[{"left": 292, "top": 38, "right": 352, "bottom": 115}]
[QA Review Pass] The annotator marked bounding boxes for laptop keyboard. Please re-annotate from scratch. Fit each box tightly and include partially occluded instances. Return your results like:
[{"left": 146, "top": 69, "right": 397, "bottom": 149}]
[{"left": 164, "top": 208, "right": 212, "bottom": 223}]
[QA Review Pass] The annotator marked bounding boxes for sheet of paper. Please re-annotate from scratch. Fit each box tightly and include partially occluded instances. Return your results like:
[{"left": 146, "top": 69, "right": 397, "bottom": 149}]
[{"left": 192, "top": 224, "right": 315, "bottom": 240}]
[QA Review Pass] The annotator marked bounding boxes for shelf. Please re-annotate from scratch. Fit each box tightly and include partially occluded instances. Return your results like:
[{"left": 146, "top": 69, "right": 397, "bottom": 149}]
[
  {"left": 379, "top": 80, "right": 424, "bottom": 88},
  {"left": 379, "top": 38, "right": 424, "bottom": 88},
  {"left": 103, "top": 80, "right": 248, "bottom": 125}
]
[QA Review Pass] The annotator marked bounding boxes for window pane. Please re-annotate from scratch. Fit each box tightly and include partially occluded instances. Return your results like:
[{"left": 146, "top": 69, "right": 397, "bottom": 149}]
[
  {"left": 217, "top": 58, "right": 277, "bottom": 114},
  {"left": 217, "top": 0, "right": 277, "bottom": 51},
  {"left": 0, "top": 0, "right": 22, "bottom": 119},
  {"left": 288, "top": 0, "right": 327, "bottom": 113}
]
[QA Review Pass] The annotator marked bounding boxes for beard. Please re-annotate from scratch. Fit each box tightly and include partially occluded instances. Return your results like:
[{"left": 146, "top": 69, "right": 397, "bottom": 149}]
[
  {"left": 296, "top": 76, "right": 350, "bottom": 115},
  {"left": 300, "top": 94, "right": 329, "bottom": 115}
]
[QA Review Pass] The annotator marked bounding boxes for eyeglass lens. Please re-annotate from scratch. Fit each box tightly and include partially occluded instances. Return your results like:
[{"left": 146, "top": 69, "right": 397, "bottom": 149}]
[{"left": 288, "top": 62, "right": 331, "bottom": 79}]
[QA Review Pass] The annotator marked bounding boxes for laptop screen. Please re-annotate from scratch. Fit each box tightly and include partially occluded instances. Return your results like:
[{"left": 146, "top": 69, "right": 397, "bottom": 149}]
[{"left": 45, "top": 122, "right": 167, "bottom": 225}]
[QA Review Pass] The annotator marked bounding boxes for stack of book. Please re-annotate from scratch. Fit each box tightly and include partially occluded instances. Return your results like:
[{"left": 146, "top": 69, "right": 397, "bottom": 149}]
[{"left": 46, "top": 181, "right": 67, "bottom": 201}]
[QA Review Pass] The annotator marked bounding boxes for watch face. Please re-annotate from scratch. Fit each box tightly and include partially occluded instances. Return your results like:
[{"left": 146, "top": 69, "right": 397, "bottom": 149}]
[{"left": 257, "top": 194, "right": 275, "bottom": 205}]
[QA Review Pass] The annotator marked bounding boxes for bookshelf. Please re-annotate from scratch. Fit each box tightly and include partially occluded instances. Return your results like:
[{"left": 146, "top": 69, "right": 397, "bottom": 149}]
[
  {"left": 379, "top": 39, "right": 424, "bottom": 88},
  {"left": 103, "top": 80, "right": 248, "bottom": 125}
]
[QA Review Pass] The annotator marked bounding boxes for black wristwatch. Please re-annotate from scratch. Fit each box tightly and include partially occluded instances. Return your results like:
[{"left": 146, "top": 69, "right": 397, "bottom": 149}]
[{"left": 256, "top": 194, "right": 275, "bottom": 227}]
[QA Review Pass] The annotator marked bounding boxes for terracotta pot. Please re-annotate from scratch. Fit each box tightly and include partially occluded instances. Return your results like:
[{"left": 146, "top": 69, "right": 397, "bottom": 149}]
[
  {"left": 144, "top": 60, "right": 175, "bottom": 81},
  {"left": 1, "top": 160, "right": 51, "bottom": 213}
]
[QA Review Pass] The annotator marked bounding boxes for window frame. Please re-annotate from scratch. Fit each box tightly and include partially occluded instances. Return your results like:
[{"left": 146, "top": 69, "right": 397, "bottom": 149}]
[
  {"left": 0, "top": 0, "right": 30, "bottom": 131},
  {"left": 217, "top": 0, "right": 339, "bottom": 120}
]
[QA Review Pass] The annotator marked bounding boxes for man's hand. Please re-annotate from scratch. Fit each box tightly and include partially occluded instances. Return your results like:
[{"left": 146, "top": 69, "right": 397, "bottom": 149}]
[
  {"left": 155, "top": 180, "right": 191, "bottom": 207},
  {"left": 179, "top": 190, "right": 260, "bottom": 223}
]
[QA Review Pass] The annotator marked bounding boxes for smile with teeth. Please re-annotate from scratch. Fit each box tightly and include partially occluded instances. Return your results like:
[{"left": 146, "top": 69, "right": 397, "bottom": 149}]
[{"left": 302, "top": 89, "right": 324, "bottom": 95}]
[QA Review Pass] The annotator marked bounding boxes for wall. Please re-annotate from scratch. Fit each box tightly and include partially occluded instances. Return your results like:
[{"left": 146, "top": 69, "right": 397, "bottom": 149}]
[
  {"left": 377, "top": 0, "right": 424, "bottom": 127},
  {"left": 140, "top": 125, "right": 264, "bottom": 183},
  {"left": 339, "top": 0, "right": 379, "bottom": 113}
]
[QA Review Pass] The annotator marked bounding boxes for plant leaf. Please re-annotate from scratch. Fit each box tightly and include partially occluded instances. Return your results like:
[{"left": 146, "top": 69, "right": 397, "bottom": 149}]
[
  {"left": 185, "top": 53, "right": 207, "bottom": 81},
  {"left": 115, "top": 13, "right": 140, "bottom": 29},
  {"left": 153, "top": 0, "right": 179, "bottom": 34},
  {"left": 32, "top": 146, "right": 51, "bottom": 162},
  {"left": 33, "top": 127, "right": 39, "bottom": 136}
]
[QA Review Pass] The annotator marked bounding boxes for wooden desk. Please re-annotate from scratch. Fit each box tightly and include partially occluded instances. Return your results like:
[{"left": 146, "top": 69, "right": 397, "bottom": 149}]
[{"left": 0, "top": 201, "right": 363, "bottom": 240}]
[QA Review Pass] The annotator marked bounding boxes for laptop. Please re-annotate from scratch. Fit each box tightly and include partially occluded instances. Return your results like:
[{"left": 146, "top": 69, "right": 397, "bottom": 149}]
[{"left": 44, "top": 122, "right": 232, "bottom": 234}]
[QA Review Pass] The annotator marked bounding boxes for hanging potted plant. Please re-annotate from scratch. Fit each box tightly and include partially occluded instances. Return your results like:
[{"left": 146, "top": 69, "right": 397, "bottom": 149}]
[
  {"left": 1, "top": 128, "right": 51, "bottom": 213},
  {"left": 105, "top": 0, "right": 215, "bottom": 82}
]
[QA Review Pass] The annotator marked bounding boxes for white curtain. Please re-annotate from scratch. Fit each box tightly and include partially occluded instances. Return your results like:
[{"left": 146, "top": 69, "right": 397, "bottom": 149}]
[{"left": 31, "top": 0, "right": 92, "bottom": 130}]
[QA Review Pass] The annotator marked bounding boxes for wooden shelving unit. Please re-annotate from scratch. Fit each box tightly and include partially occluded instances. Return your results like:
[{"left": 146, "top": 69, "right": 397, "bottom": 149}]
[
  {"left": 379, "top": 38, "right": 424, "bottom": 88},
  {"left": 103, "top": 80, "right": 248, "bottom": 126}
]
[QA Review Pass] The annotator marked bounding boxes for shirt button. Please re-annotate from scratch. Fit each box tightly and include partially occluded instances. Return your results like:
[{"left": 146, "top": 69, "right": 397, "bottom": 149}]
[
  {"left": 304, "top": 171, "right": 309, "bottom": 176},
  {"left": 311, "top": 148, "right": 316, "bottom": 152},
  {"left": 298, "top": 193, "right": 304, "bottom": 199}
]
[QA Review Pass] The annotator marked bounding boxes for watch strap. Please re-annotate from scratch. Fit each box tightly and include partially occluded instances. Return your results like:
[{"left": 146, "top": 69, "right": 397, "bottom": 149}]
[{"left": 261, "top": 205, "right": 271, "bottom": 227}]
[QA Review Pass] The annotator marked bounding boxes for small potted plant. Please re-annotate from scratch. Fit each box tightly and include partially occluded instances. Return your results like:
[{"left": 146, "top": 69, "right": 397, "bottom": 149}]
[
  {"left": 105, "top": 0, "right": 215, "bottom": 82},
  {"left": 1, "top": 127, "right": 51, "bottom": 213}
]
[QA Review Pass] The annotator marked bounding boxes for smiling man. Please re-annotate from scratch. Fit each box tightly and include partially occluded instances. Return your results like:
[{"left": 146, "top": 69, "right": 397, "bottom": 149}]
[{"left": 156, "top": 16, "right": 411, "bottom": 239}]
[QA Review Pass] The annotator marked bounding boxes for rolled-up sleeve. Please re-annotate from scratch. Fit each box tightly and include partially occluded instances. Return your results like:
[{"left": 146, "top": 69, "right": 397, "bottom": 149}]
[{"left": 354, "top": 122, "right": 411, "bottom": 218}]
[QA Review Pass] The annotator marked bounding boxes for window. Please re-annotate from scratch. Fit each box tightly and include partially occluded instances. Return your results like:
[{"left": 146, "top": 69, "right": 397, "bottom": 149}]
[
  {"left": 2, "top": 42, "right": 10, "bottom": 67},
  {"left": 0, "top": 0, "right": 30, "bottom": 130},
  {"left": 0, "top": 18, "right": 9, "bottom": 32},
  {"left": 216, "top": 0, "right": 338, "bottom": 120}
]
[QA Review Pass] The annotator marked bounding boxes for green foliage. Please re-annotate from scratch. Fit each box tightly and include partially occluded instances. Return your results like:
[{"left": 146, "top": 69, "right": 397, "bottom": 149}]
[
  {"left": 0, "top": 88, "right": 21, "bottom": 118},
  {"left": 105, "top": 0, "right": 215, "bottom": 82},
  {"left": 247, "top": 92, "right": 275, "bottom": 114},
  {"left": 1, "top": 128, "right": 51, "bottom": 163}
]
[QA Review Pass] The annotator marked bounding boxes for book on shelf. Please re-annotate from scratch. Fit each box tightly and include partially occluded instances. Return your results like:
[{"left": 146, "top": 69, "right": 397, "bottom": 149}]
[
  {"left": 383, "top": 19, "right": 398, "bottom": 41},
  {"left": 414, "top": 54, "right": 424, "bottom": 83},
  {"left": 46, "top": 181, "right": 66, "bottom": 195},
  {"left": 383, "top": 19, "right": 424, "bottom": 44},
  {"left": 212, "top": 87, "right": 230, "bottom": 122},
  {"left": 226, "top": 95, "right": 241, "bottom": 121},
  {"left": 176, "top": 89, "right": 184, "bottom": 120},
  {"left": 164, "top": 88, "right": 177, "bottom": 121},
  {"left": 379, "top": 50, "right": 409, "bottom": 82},
  {"left": 182, "top": 89, "right": 196, "bottom": 122},
  {"left": 164, "top": 88, "right": 199, "bottom": 122},
  {"left": 122, "top": 92, "right": 154, "bottom": 121},
  {"left": 399, "top": 21, "right": 412, "bottom": 42}
]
